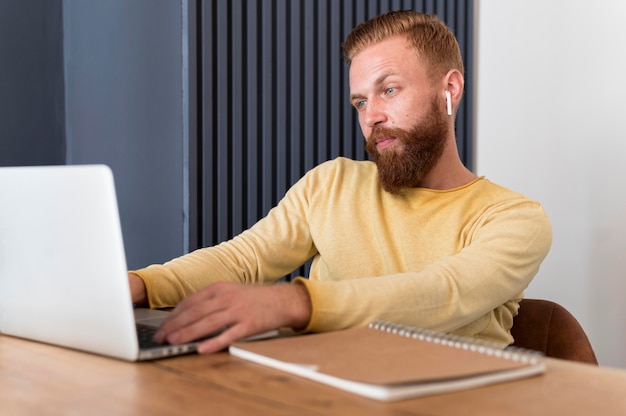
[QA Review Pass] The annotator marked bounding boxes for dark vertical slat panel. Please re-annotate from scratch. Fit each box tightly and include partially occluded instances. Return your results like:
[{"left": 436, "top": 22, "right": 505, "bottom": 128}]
[
  {"left": 452, "top": 0, "right": 467, "bottom": 166},
  {"left": 185, "top": 0, "right": 200, "bottom": 253},
  {"left": 215, "top": 0, "right": 231, "bottom": 241},
  {"left": 200, "top": 1, "right": 214, "bottom": 245},
  {"left": 289, "top": 1, "right": 303, "bottom": 185},
  {"left": 199, "top": 0, "right": 475, "bottom": 270},
  {"left": 275, "top": 1, "right": 289, "bottom": 195},
  {"left": 328, "top": 0, "right": 342, "bottom": 159},
  {"left": 343, "top": 0, "right": 361, "bottom": 158},
  {"left": 424, "top": 0, "right": 436, "bottom": 15},
  {"left": 316, "top": 0, "right": 329, "bottom": 163},
  {"left": 260, "top": 2, "right": 275, "bottom": 216},
  {"left": 460, "top": 0, "right": 475, "bottom": 169},
  {"left": 231, "top": 0, "right": 245, "bottom": 235},
  {"left": 302, "top": 0, "right": 316, "bottom": 172},
  {"left": 245, "top": 0, "right": 260, "bottom": 227}
]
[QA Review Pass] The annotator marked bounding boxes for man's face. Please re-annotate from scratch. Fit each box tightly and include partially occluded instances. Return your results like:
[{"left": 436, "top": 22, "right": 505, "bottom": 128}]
[
  {"left": 365, "top": 98, "right": 448, "bottom": 194},
  {"left": 349, "top": 35, "right": 450, "bottom": 193}
]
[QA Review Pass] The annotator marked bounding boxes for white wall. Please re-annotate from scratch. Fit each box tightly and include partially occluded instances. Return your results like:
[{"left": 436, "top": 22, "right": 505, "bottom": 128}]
[{"left": 475, "top": 0, "right": 626, "bottom": 368}]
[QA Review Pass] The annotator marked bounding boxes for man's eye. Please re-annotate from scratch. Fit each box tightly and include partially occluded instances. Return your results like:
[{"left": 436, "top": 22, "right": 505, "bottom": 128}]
[
  {"left": 385, "top": 87, "right": 396, "bottom": 94},
  {"left": 356, "top": 100, "right": 366, "bottom": 109}
]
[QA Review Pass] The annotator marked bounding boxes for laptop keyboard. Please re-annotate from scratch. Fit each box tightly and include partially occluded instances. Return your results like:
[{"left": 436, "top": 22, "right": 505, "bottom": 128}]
[{"left": 136, "top": 324, "right": 164, "bottom": 349}]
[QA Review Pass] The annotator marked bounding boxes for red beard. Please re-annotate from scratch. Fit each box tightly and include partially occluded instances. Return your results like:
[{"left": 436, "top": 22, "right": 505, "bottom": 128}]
[{"left": 365, "top": 98, "right": 448, "bottom": 194}]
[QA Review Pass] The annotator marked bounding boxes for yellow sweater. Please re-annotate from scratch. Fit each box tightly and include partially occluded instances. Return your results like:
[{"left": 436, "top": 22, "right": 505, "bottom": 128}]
[{"left": 133, "top": 157, "right": 552, "bottom": 345}]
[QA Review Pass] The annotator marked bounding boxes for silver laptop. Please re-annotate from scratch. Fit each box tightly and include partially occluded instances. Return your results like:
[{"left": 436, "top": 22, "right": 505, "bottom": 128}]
[{"left": 0, "top": 164, "right": 272, "bottom": 361}]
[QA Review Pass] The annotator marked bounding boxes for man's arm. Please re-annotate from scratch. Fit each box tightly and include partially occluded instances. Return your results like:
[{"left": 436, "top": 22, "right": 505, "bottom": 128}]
[
  {"left": 152, "top": 281, "right": 312, "bottom": 354},
  {"left": 128, "top": 271, "right": 312, "bottom": 354}
]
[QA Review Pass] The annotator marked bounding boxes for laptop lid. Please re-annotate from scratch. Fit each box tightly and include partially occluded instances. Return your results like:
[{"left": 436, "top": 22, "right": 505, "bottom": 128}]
[{"left": 0, "top": 165, "right": 157, "bottom": 360}]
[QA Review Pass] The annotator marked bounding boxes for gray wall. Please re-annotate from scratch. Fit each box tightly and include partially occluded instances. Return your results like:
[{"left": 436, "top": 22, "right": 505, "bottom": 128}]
[
  {"left": 0, "top": 0, "right": 66, "bottom": 166},
  {"left": 0, "top": 0, "right": 188, "bottom": 270},
  {"left": 63, "top": 0, "right": 188, "bottom": 269}
]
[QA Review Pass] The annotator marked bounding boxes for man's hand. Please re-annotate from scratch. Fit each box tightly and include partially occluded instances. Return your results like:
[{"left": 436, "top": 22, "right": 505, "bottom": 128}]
[{"left": 153, "top": 281, "right": 312, "bottom": 354}]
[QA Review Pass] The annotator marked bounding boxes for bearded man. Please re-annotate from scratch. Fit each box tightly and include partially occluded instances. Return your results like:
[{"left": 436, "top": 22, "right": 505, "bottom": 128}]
[{"left": 128, "top": 10, "right": 552, "bottom": 354}]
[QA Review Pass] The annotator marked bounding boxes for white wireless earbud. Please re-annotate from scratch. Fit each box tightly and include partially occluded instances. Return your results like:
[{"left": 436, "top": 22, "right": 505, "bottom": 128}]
[{"left": 445, "top": 90, "right": 452, "bottom": 116}]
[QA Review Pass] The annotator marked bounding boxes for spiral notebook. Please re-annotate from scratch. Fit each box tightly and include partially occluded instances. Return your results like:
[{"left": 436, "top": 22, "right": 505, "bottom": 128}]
[{"left": 229, "top": 321, "right": 545, "bottom": 401}]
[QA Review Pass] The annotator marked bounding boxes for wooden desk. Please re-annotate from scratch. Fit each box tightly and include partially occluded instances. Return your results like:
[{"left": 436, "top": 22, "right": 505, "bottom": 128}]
[{"left": 2, "top": 334, "right": 626, "bottom": 415}]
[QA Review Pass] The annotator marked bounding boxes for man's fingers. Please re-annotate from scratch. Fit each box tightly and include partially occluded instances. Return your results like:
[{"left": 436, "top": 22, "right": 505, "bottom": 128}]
[
  {"left": 166, "top": 315, "right": 228, "bottom": 344},
  {"left": 154, "top": 303, "right": 229, "bottom": 344},
  {"left": 196, "top": 324, "right": 249, "bottom": 354}
]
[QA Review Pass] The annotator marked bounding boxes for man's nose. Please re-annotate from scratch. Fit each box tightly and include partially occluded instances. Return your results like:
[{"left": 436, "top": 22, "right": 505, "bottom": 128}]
[{"left": 362, "top": 98, "right": 387, "bottom": 128}]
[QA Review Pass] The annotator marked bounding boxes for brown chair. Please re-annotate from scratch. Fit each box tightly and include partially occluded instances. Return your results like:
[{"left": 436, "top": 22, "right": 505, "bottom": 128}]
[{"left": 509, "top": 298, "right": 598, "bottom": 365}]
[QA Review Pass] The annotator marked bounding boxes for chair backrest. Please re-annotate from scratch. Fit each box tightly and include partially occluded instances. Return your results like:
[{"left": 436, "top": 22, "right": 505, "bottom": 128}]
[{"left": 510, "top": 298, "right": 598, "bottom": 365}]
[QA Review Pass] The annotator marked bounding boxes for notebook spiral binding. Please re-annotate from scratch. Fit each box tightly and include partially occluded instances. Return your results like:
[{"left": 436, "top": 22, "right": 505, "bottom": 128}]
[{"left": 369, "top": 320, "right": 544, "bottom": 365}]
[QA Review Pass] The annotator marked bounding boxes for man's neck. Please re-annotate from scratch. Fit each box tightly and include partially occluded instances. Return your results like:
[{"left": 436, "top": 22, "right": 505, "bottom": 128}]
[{"left": 418, "top": 143, "right": 477, "bottom": 190}]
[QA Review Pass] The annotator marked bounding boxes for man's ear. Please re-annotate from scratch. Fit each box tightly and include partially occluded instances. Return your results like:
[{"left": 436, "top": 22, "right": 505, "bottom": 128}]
[{"left": 444, "top": 69, "right": 464, "bottom": 107}]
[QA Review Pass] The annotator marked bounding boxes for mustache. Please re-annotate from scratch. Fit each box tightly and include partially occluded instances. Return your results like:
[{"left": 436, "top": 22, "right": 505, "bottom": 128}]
[{"left": 367, "top": 127, "right": 407, "bottom": 143}]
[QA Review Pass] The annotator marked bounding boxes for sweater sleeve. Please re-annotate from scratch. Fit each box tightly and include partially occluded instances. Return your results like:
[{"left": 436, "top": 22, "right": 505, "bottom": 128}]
[{"left": 131, "top": 171, "right": 319, "bottom": 309}]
